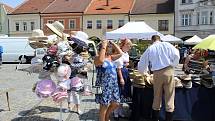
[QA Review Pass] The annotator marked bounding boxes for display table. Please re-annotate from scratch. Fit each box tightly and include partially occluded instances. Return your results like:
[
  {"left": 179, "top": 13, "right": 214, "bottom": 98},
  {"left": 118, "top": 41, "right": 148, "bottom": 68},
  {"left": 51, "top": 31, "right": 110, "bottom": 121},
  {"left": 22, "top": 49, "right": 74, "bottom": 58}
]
[{"left": 131, "top": 83, "right": 215, "bottom": 121}]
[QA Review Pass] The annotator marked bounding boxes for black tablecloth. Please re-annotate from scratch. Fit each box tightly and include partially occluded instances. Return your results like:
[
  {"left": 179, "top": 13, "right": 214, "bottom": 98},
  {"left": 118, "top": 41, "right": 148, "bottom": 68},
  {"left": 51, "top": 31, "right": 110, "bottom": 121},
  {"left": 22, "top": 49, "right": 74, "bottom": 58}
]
[{"left": 131, "top": 83, "right": 215, "bottom": 121}]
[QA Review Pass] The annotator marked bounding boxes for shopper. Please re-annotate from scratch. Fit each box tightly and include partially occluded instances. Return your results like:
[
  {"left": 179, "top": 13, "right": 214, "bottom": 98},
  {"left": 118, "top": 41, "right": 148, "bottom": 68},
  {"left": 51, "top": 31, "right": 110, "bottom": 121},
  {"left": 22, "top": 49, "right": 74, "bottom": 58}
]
[
  {"left": 114, "top": 38, "right": 132, "bottom": 119},
  {"left": 94, "top": 40, "right": 123, "bottom": 121},
  {"left": 138, "top": 35, "right": 180, "bottom": 121}
]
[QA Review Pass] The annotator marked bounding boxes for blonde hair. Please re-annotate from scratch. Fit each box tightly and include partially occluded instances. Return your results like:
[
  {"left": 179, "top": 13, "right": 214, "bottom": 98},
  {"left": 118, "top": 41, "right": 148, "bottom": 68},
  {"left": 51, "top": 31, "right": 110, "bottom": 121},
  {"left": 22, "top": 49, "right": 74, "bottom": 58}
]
[{"left": 119, "top": 38, "right": 132, "bottom": 49}]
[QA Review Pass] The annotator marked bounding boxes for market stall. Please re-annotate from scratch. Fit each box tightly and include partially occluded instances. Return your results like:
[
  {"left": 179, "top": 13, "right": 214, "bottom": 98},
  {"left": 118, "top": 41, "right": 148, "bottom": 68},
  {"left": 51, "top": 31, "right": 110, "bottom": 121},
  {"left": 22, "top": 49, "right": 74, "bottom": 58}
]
[
  {"left": 105, "top": 21, "right": 163, "bottom": 40},
  {"left": 184, "top": 35, "right": 202, "bottom": 45},
  {"left": 131, "top": 83, "right": 215, "bottom": 121},
  {"left": 161, "top": 34, "right": 183, "bottom": 44},
  {"left": 130, "top": 67, "right": 215, "bottom": 121}
]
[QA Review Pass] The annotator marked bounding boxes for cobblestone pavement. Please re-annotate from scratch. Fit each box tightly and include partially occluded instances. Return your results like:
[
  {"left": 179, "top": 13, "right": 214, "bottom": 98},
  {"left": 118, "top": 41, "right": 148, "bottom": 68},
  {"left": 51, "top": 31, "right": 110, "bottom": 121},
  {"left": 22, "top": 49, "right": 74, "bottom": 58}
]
[{"left": 0, "top": 64, "right": 130, "bottom": 121}]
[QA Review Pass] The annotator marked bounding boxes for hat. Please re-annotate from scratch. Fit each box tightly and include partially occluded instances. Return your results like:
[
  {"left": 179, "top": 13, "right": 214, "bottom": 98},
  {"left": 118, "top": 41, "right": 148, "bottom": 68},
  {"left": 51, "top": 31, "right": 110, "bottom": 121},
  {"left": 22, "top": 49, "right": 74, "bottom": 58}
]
[
  {"left": 28, "top": 29, "right": 48, "bottom": 49},
  {"left": 42, "top": 55, "right": 60, "bottom": 71},
  {"left": 133, "top": 74, "right": 146, "bottom": 86},
  {"left": 145, "top": 74, "right": 153, "bottom": 87},
  {"left": 52, "top": 88, "right": 68, "bottom": 103},
  {"left": 71, "top": 77, "right": 83, "bottom": 88},
  {"left": 28, "top": 29, "right": 48, "bottom": 41},
  {"left": 57, "top": 64, "right": 71, "bottom": 81},
  {"left": 47, "top": 45, "right": 58, "bottom": 55},
  {"left": 174, "top": 77, "right": 183, "bottom": 88},
  {"left": 68, "top": 31, "right": 89, "bottom": 48},
  {"left": 181, "top": 80, "right": 192, "bottom": 88},
  {"left": 35, "top": 79, "right": 56, "bottom": 98},
  {"left": 70, "top": 77, "right": 84, "bottom": 92},
  {"left": 46, "top": 21, "right": 65, "bottom": 38},
  {"left": 70, "top": 55, "right": 87, "bottom": 68}
]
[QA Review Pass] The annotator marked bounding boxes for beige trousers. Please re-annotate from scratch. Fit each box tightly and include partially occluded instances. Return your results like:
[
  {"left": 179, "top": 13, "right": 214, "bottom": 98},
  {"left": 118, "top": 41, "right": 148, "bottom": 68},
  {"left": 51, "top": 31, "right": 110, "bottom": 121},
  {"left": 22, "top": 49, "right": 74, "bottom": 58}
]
[{"left": 152, "top": 66, "right": 175, "bottom": 112}]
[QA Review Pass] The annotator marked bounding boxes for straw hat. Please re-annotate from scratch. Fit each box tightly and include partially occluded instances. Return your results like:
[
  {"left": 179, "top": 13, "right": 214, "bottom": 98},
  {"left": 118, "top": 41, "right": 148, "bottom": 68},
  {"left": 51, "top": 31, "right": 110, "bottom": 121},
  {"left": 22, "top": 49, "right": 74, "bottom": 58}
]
[
  {"left": 145, "top": 74, "right": 154, "bottom": 86},
  {"left": 28, "top": 29, "right": 48, "bottom": 49},
  {"left": 133, "top": 74, "right": 145, "bottom": 86},
  {"left": 28, "top": 29, "right": 48, "bottom": 41},
  {"left": 174, "top": 77, "right": 183, "bottom": 88},
  {"left": 46, "top": 21, "right": 65, "bottom": 38}
]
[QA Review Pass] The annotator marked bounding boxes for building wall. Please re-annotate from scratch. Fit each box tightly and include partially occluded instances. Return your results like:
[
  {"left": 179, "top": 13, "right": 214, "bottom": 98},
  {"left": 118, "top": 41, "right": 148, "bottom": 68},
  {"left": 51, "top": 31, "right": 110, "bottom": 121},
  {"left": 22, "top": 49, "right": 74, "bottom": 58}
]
[
  {"left": 130, "top": 14, "right": 174, "bottom": 35},
  {"left": 83, "top": 14, "right": 129, "bottom": 39},
  {"left": 175, "top": 0, "right": 215, "bottom": 39},
  {"left": 8, "top": 14, "right": 40, "bottom": 37},
  {"left": 41, "top": 13, "right": 82, "bottom": 36},
  {"left": 0, "top": 5, "right": 9, "bottom": 35}
]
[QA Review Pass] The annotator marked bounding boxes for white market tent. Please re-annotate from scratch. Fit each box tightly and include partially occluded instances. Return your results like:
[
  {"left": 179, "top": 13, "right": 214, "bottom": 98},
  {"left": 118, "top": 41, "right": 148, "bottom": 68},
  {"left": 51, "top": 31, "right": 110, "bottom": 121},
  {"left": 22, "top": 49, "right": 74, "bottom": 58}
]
[
  {"left": 184, "top": 35, "right": 202, "bottom": 45},
  {"left": 105, "top": 21, "right": 163, "bottom": 40},
  {"left": 161, "top": 34, "right": 183, "bottom": 44}
]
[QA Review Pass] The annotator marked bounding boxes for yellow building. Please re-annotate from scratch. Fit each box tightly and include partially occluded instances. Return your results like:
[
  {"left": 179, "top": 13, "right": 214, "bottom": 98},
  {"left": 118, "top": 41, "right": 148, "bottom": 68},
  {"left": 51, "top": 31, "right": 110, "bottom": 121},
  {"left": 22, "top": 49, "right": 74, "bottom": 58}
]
[
  {"left": 83, "top": 14, "right": 130, "bottom": 40},
  {"left": 130, "top": 14, "right": 174, "bottom": 35},
  {"left": 130, "top": 0, "right": 174, "bottom": 35},
  {"left": 83, "top": 0, "right": 134, "bottom": 40}
]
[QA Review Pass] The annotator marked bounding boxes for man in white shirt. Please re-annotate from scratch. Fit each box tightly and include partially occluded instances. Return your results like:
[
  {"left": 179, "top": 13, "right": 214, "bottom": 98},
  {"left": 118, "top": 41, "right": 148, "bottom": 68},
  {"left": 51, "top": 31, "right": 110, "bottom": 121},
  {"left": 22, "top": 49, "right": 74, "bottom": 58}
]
[{"left": 138, "top": 35, "right": 180, "bottom": 121}]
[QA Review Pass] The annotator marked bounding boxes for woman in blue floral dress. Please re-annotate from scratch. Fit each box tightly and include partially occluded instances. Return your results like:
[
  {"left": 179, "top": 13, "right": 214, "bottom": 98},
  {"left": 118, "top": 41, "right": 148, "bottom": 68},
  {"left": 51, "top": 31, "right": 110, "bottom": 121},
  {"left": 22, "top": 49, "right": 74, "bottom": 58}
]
[{"left": 94, "top": 40, "right": 123, "bottom": 121}]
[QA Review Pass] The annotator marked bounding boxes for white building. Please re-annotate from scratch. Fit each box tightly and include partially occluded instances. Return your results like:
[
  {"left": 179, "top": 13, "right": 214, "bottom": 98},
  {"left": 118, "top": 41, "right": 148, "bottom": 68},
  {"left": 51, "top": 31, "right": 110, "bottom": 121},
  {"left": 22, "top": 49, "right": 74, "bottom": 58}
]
[
  {"left": 7, "top": 0, "right": 55, "bottom": 37},
  {"left": 8, "top": 14, "right": 41, "bottom": 37},
  {"left": 175, "top": 0, "right": 215, "bottom": 39},
  {"left": 0, "top": 3, "right": 13, "bottom": 36}
]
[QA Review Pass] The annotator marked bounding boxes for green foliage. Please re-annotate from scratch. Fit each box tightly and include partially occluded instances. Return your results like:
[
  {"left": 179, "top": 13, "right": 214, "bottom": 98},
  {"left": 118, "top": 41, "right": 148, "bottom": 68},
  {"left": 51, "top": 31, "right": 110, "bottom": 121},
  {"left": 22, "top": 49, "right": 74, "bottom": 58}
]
[{"left": 133, "top": 40, "right": 151, "bottom": 54}]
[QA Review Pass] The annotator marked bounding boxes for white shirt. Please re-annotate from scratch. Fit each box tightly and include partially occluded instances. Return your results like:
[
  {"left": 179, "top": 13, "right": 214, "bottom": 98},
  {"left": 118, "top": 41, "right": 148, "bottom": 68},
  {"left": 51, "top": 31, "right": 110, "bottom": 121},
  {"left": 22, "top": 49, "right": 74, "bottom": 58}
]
[
  {"left": 138, "top": 41, "right": 180, "bottom": 73},
  {"left": 114, "top": 52, "right": 129, "bottom": 68}
]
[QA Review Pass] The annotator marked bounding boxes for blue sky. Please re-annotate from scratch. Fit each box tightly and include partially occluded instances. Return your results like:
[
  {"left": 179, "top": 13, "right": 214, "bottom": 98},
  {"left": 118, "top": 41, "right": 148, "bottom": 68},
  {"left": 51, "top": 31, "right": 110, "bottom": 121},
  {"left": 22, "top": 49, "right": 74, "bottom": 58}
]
[{"left": 1, "top": 0, "right": 25, "bottom": 8}]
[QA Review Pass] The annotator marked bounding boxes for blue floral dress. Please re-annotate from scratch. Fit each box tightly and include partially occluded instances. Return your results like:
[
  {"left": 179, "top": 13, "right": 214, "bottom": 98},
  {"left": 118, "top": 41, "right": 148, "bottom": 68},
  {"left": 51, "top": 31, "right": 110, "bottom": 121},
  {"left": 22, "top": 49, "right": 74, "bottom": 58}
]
[{"left": 95, "top": 59, "right": 120, "bottom": 105}]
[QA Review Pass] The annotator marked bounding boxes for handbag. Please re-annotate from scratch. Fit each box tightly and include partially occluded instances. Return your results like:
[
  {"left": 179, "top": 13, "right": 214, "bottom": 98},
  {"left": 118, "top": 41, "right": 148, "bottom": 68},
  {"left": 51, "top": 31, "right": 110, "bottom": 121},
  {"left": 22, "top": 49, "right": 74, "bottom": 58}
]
[
  {"left": 91, "top": 64, "right": 103, "bottom": 95},
  {"left": 92, "top": 85, "right": 103, "bottom": 95}
]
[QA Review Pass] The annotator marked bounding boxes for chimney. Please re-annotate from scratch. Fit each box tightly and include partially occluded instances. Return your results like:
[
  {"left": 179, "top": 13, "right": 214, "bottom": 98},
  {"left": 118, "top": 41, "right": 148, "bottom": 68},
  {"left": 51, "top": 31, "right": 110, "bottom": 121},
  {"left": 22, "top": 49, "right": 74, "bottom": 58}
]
[{"left": 106, "top": 0, "right": 109, "bottom": 6}]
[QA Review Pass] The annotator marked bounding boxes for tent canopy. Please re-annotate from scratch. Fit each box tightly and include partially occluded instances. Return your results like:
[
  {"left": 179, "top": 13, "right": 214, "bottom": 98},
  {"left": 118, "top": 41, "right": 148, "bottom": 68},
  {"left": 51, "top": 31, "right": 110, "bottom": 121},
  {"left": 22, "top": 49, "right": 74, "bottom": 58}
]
[
  {"left": 105, "top": 21, "right": 163, "bottom": 40},
  {"left": 193, "top": 35, "right": 215, "bottom": 50},
  {"left": 184, "top": 35, "right": 202, "bottom": 45},
  {"left": 161, "top": 34, "right": 183, "bottom": 43}
]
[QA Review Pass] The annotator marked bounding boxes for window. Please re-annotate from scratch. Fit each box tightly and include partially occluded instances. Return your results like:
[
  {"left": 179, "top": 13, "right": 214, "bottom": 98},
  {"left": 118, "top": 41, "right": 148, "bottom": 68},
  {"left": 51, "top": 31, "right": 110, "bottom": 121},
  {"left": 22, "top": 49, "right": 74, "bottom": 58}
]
[
  {"left": 59, "top": 20, "right": 64, "bottom": 25},
  {"left": 15, "top": 22, "right": 19, "bottom": 31},
  {"left": 69, "top": 20, "right": 76, "bottom": 29},
  {"left": 210, "top": 11, "right": 213, "bottom": 24},
  {"left": 0, "top": 22, "right": 2, "bottom": 32},
  {"left": 188, "top": 0, "right": 192, "bottom": 3},
  {"left": 30, "top": 22, "right": 35, "bottom": 31},
  {"left": 182, "top": 0, "right": 186, "bottom": 4},
  {"left": 47, "top": 20, "right": 54, "bottom": 24},
  {"left": 107, "top": 20, "right": 113, "bottom": 29},
  {"left": 158, "top": 20, "right": 169, "bottom": 31},
  {"left": 201, "top": 11, "right": 208, "bottom": 24},
  {"left": 181, "top": 13, "right": 192, "bottom": 26},
  {"left": 182, "top": 0, "right": 192, "bottom": 4},
  {"left": 23, "top": 22, "right": 27, "bottom": 31},
  {"left": 87, "top": 21, "right": 92, "bottom": 29},
  {"left": 118, "top": 20, "right": 124, "bottom": 28},
  {"left": 197, "top": 12, "right": 200, "bottom": 25},
  {"left": 96, "top": 20, "right": 102, "bottom": 29}
]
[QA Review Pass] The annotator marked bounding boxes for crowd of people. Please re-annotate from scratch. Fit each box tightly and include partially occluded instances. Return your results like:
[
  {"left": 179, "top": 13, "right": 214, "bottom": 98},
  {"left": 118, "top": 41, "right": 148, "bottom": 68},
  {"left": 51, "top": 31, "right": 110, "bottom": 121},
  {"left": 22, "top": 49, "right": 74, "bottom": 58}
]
[{"left": 20, "top": 20, "right": 189, "bottom": 121}]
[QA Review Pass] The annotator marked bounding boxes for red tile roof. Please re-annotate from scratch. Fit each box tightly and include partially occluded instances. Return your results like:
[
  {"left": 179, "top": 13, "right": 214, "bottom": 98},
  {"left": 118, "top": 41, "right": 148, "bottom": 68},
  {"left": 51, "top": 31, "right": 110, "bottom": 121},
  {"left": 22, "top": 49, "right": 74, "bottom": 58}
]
[
  {"left": 11, "top": 0, "right": 55, "bottom": 14},
  {"left": 85, "top": 0, "right": 134, "bottom": 14},
  {"left": 42, "top": 0, "right": 92, "bottom": 13},
  {"left": 3, "top": 4, "right": 14, "bottom": 13},
  {"left": 131, "top": 0, "right": 174, "bottom": 14}
]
